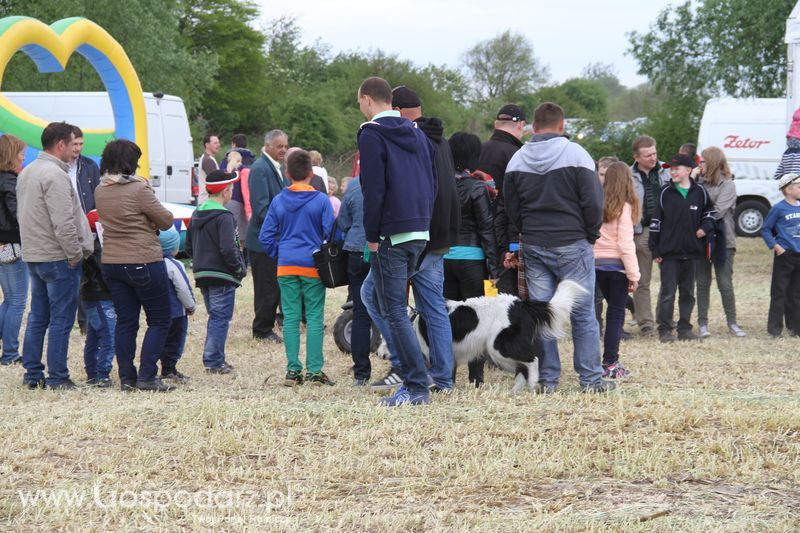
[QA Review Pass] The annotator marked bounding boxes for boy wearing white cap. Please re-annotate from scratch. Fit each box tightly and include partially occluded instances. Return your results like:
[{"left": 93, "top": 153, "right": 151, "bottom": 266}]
[{"left": 762, "top": 173, "right": 800, "bottom": 337}]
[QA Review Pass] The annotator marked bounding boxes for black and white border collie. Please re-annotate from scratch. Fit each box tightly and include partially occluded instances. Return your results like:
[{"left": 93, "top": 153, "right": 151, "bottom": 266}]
[{"left": 412, "top": 280, "right": 585, "bottom": 392}]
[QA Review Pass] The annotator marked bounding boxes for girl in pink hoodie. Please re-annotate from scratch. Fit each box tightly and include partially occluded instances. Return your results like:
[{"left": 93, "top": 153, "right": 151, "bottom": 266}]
[{"left": 594, "top": 162, "right": 641, "bottom": 379}]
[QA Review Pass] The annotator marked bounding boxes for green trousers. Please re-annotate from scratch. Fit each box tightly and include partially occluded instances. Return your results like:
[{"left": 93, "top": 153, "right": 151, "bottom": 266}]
[{"left": 277, "top": 275, "right": 326, "bottom": 373}]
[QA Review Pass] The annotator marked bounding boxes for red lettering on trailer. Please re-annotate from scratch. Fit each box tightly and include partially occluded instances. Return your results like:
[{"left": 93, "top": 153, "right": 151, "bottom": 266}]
[{"left": 723, "top": 135, "right": 771, "bottom": 149}]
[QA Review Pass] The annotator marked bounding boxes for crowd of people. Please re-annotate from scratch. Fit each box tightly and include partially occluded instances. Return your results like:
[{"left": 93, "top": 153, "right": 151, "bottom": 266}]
[{"left": 0, "top": 76, "right": 798, "bottom": 404}]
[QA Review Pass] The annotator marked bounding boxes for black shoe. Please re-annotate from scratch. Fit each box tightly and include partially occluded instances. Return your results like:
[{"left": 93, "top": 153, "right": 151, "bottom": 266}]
[
  {"left": 659, "top": 331, "right": 677, "bottom": 343},
  {"left": 206, "top": 362, "right": 234, "bottom": 375},
  {"left": 284, "top": 370, "right": 304, "bottom": 387},
  {"left": 370, "top": 368, "right": 403, "bottom": 390},
  {"left": 87, "top": 377, "right": 113, "bottom": 388},
  {"left": 135, "top": 378, "right": 176, "bottom": 392},
  {"left": 120, "top": 381, "right": 137, "bottom": 392},
  {"left": 24, "top": 378, "right": 46, "bottom": 390},
  {"left": 352, "top": 378, "right": 369, "bottom": 387},
  {"left": 305, "top": 371, "right": 335, "bottom": 386},
  {"left": 582, "top": 380, "right": 618, "bottom": 393},
  {"left": 255, "top": 331, "right": 283, "bottom": 344},
  {"left": 430, "top": 385, "right": 453, "bottom": 394},
  {"left": 49, "top": 379, "right": 77, "bottom": 391},
  {"left": 677, "top": 330, "right": 702, "bottom": 341},
  {"left": 640, "top": 325, "right": 656, "bottom": 337},
  {"left": 162, "top": 370, "right": 190, "bottom": 384},
  {"left": 534, "top": 383, "right": 558, "bottom": 395}
]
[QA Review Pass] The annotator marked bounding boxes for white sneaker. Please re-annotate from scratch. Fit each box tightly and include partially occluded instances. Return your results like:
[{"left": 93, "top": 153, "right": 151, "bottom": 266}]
[
  {"left": 728, "top": 324, "right": 747, "bottom": 337},
  {"left": 698, "top": 325, "right": 711, "bottom": 338}
]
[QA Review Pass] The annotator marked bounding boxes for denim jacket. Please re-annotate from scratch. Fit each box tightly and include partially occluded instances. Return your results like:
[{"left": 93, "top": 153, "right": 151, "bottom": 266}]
[{"left": 338, "top": 180, "right": 366, "bottom": 252}]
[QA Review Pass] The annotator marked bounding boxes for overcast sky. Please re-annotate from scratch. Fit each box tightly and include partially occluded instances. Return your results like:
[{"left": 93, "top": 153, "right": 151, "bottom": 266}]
[{"left": 257, "top": 0, "right": 677, "bottom": 88}]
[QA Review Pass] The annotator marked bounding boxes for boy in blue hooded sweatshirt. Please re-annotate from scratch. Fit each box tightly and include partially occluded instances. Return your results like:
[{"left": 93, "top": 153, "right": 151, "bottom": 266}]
[
  {"left": 260, "top": 149, "right": 334, "bottom": 386},
  {"left": 158, "top": 226, "right": 196, "bottom": 383}
]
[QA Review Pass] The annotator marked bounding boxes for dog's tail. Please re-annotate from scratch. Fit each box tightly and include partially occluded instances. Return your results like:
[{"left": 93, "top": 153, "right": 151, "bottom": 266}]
[{"left": 525, "top": 279, "right": 587, "bottom": 339}]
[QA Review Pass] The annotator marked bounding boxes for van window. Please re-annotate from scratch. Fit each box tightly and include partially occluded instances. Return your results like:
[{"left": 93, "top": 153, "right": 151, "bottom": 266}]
[
  {"left": 146, "top": 111, "right": 165, "bottom": 164},
  {"left": 163, "top": 111, "right": 193, "bottom": 162}
]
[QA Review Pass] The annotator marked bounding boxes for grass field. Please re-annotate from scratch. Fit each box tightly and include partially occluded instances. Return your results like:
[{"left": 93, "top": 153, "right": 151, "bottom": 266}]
[{"left": 1, "top": 238, "right": 798, "bottom": 531}]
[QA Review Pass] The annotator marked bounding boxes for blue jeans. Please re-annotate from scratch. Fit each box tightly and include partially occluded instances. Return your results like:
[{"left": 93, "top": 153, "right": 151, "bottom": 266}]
[
  {"left": 161, "top": 315, "right": 188, "bottom": 375},
  {"left": 364, "top": 239, "right": 429, "bottom": 394},
  {"left": 83, "top": 299, "right": 117, "bottom": 380},
  {"left": 522, "top": 240, "right": 603, "bottom": 387},
  {"left": 200, "top": 285, "right": 236, "bottom": 368},
  {"left": 0, "top": 259, "right": 29, "bottom": 364},
  {"left": 409, "top": 253, "right": 453, "bottom": 389},
  {"left": 22, "top": 260, "right": 81, "bottom": 386},
  {"left": 102, "top": 262, "right": 172, "bottom": 384},
  {"left": 361, "top": 268, "right": 399, "bottom": 369},
  {"left": 348, "top": 251, "right": 372, "bottom": 380}
]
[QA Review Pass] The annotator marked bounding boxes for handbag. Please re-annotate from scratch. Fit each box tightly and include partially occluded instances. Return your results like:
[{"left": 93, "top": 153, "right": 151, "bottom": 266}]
[
  {"left": 0, "top": 242, "right": 22, "bottom": 264},
  {"left": 313, "top": 219, "right": 348, "bottom": 288}
]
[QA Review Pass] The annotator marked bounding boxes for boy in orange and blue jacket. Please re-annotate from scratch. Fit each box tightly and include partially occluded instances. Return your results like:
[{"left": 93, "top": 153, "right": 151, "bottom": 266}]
[{"left": 259, "top": 149, "right": 334, "bottom": 386}]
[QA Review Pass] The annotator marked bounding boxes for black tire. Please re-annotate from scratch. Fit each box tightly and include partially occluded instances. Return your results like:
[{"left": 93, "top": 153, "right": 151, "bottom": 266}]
[
  {"left": 332, "top": 309, "right": 382, "bottom": 354},
  {"left": 734, "top": 199, "right": 769, "bottom": 237}
]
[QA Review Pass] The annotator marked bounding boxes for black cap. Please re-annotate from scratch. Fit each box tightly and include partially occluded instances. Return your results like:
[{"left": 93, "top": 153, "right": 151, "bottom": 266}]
[
  {"left": 496, "top": 104, "right": 526, "bottom": 122},
  {"left": 391, "top": 85, "right": 421, "bottom": 109},
  {"left": 662, "top": 154, "right": 697, "bottom": 169}
]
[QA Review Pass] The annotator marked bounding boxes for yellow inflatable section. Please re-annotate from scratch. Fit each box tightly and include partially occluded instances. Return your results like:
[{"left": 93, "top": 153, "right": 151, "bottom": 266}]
[{"left": 0, "top": 16, "right": 149, "bottom": 177}]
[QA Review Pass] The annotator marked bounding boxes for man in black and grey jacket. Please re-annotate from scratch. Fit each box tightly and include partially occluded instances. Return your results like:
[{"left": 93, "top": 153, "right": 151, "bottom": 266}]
[
  {"left": 504, "top": 102, "right": 612, "bottom": 394},
  {"left": 478, "top": 104, "right": 525, "bottom": 296},
  {"left": 649, "top": 154, "right": 716, "bottom": 343},
  {"left": 378, "top": 84, "right": 459, "bottom": 392}
]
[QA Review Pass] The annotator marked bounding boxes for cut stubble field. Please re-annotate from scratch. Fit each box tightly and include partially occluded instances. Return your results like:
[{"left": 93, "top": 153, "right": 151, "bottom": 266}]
[{"left": 0, "top": 238, "right": 798, "bottom": 531}]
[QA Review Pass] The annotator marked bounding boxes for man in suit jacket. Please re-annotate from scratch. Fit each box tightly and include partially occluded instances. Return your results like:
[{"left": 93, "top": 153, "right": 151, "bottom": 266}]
[{"left": 246, "top": 129, "right": 289, "bottom": 343}]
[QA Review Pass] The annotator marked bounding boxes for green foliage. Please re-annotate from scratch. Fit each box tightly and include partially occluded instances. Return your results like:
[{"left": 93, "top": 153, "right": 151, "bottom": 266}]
[
  {"left": 462, "top": 30, "right": 549, "bottom": 102},
  {"left": 628, "top": 0, "right": 795, "bottom": 157},
  {"left": 177, "top": 0, "right": 268, "bottom": 135}
]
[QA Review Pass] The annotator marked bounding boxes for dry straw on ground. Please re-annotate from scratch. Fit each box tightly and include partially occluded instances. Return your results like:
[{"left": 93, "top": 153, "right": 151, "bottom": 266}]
[{"left": 1, "top": 238, "right": 798, "bottom": 531}]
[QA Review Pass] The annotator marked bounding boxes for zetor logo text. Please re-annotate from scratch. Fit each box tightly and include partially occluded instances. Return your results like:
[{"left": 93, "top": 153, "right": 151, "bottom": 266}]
[{"left": 723, "top": 135, "right": 771, "bottom": 149}]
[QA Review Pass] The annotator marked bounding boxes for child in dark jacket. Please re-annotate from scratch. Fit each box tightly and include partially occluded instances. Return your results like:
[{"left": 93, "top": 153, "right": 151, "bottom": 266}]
[
  {"left": 761, "top": 173, "right": 800, "bottom": 337},
  {"left": 158, "top": 226, "right": 196, "bottom": 383},
  {"left": 649, "top": 154, "right": 716, "bottom": 342},
  {"left": 81, "top": 210, "right": 115, "bottom": 387},
  {"left": 186, "top": 170, "right": 246, "bottom": 374},
  {"left": 259, "top": 149, "right": 334, "bottom": 387}
]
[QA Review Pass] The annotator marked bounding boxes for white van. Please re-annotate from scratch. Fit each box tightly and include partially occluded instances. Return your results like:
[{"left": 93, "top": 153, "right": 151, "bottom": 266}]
[
  {"left": 4, "top": 91, "right": 194, "bottom": 205},
  {"left": 697, "top": 97, "right": 787, "bottom": 237}
]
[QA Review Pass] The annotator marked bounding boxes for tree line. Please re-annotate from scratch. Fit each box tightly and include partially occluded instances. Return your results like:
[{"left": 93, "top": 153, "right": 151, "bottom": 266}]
[{"left": 0, "top": 0, "right": 793, "bottom": 173}]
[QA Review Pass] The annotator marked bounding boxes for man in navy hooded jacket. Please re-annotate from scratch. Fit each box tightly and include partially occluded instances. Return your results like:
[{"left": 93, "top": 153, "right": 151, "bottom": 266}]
[{"left": 356, "top": 76, "right": 437, "bottom": 406}]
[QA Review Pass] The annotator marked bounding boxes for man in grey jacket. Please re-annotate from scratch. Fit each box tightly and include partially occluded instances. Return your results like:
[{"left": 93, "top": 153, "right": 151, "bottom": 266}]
[
  {"left": 17, "top": 122, "right": 93, "bottom": 390},
  {"left": 630, "top": 135, "right": 671, "bottom": 336},
  {"left": 504, "top": 103, "right": 614, "bottom": 394}
]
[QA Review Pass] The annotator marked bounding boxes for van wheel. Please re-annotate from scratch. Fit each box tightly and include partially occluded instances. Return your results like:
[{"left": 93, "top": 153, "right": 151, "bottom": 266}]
[
  {"left": 333, "top": 308, "right": 382, "bottom": 354},
  {"left": 734, "top": 200, "right": 769, "bottom": 237}
]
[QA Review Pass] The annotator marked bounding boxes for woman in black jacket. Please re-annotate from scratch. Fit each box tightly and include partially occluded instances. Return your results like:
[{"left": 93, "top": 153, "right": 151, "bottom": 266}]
[
  {"left": 444, "top": 132, "right": 502, "bottom": 386},
  {"left": 0, "top": 134, "right": 29, "bottom": 365}
]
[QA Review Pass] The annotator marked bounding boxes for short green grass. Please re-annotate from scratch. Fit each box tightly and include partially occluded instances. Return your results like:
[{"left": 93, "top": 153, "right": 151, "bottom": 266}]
[{"left": 1, "top": 238, "right": 798, "bottom": 531}]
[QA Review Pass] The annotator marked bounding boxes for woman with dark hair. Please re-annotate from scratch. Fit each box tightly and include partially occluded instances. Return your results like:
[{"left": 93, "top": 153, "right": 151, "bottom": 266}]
[
  {"left": 0, "top": 134, "right": 29, "bottom": 365},
  {"left": 444, "top": 132, "right": 502, "bottom": 386},
  {"left": 94, "top": 140, "right": 176, "bottom": 392}
]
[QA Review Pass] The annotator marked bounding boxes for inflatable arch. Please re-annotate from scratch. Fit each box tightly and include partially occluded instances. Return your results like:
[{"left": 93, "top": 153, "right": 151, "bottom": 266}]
[{"left": 0, "top": 16, "right": 149, "bottom": 177}]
